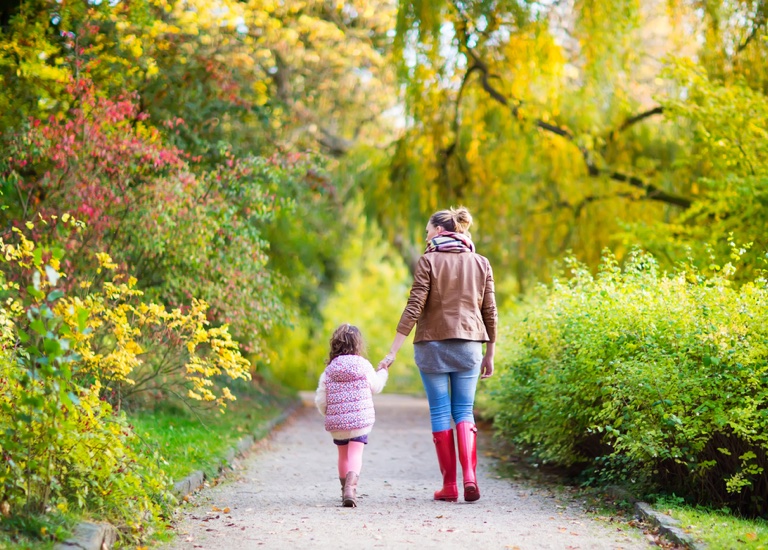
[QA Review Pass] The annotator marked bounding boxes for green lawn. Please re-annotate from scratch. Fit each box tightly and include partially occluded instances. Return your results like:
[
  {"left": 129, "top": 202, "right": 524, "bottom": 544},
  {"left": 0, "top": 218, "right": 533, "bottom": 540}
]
[
  {"left": 0, "top": 513, "right": 73, "bottom": 550},
  {"left": 127, "top": 379, "right": 297, "bottom": 481},
  {"left": 654, "top": 498, "right": 768, "bottom": 549}
]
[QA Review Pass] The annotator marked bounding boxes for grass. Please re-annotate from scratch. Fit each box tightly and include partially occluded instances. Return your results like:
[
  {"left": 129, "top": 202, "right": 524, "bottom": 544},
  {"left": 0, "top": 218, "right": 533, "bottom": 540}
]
[
  {"left": 654, "top": 497, "right": 768, "bottom": 549},
  {"left": 486, "top": 433, "right": 768, "bottom": 549},
  {"left": 127, "top": 377, "right": 298, "bottom": 481},
  {"left": 0, "top": 512, "right": 74, "bottom": 550}
]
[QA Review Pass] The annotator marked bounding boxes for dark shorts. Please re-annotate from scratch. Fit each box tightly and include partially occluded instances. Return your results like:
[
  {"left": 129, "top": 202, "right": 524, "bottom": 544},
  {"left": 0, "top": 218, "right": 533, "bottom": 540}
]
[{"left": 333, "top": 434, "right": 369, "bottom": 446}]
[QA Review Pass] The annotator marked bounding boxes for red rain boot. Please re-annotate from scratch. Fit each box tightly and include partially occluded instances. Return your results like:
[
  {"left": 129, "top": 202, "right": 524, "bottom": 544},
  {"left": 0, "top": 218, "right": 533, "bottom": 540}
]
[
  {"left": 432, "top": 429, "right": 458, "bottom": 502},
  {"left": 456, "top": 421, "right": 480, "bottom": 502}
]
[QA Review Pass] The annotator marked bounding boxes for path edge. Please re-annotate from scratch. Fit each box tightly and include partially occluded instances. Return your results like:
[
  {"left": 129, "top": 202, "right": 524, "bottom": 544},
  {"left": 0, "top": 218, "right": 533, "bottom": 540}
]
[
  {"left": 602, "top": 485, "right": 705, "bottom": 549},
  {"left": 53, "top": 398, "right": 302, "bottom": 550},
  {"left": 634, "top": 501, "right": 706, "bottom": 550}
]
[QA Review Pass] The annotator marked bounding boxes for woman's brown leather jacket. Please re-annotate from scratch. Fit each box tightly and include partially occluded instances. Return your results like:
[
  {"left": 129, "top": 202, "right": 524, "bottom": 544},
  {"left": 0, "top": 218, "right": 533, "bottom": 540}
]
[{"left": 395, "top": 251, "right": 497, "bottom": 344}]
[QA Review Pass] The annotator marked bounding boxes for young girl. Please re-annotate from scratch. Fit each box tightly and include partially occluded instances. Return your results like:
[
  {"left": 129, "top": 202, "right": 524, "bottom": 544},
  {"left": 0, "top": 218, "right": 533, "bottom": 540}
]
[{"left": 315, "top": 324, "right": 388, "bottom": 507}]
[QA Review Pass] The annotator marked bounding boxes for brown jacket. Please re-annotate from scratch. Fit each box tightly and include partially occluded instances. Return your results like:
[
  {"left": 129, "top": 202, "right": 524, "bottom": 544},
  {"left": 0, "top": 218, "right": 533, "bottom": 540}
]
[{"left": 396, "top": 251, "right": 497, "bottom": 344}]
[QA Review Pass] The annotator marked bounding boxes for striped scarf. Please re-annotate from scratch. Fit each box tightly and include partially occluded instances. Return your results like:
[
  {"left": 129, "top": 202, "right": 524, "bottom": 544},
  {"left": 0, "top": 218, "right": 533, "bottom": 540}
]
[{"left": 425, "top": 232, "right": 475, "bottom": 254}]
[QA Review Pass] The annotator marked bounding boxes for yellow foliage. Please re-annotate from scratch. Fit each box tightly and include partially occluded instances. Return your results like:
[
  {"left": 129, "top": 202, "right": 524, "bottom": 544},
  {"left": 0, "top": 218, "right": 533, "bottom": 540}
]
[{"left": 2, "top": 222, "right": 251, "bottom": 409}]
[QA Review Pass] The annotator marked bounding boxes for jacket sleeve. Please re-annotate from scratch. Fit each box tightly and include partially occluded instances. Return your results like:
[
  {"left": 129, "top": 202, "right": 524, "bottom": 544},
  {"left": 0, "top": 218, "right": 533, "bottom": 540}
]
[
  {"left": 396, "top": 255, "right": 431, "bottom": 336},
  {"left": 365, "top": 362, "right": 389, "bottom": 394},
  {"left": 481, "top": 259, "right": 498, "bottom": 343},
  {"left": 315, "top": 372, "right": 327, "bottom": 416}
]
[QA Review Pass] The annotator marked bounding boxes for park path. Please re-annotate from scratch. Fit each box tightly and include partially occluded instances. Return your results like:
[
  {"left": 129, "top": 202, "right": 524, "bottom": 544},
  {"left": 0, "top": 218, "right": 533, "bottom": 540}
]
[{"left": 163, "top": 394, "right": 651, "bottom": 550}]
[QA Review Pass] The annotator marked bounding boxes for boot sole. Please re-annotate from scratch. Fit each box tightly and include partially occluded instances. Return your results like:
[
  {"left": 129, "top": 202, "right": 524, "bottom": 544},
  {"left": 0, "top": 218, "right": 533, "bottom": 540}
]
[
  {"left": 464, "top": 483, "right": 480, "bottom": 502},
  {"left": 342, "top": 499, "right": 357, "bottom": 507}
]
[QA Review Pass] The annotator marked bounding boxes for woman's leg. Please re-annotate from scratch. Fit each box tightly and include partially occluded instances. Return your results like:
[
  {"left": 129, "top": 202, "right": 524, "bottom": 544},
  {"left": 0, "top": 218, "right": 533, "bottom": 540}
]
[
  {"left": 449, "top": 365, "right": 482, "bottom": 502},
  {"left": 448, "top": 365, "right": 481, "bottom": 425},
  {"left": 419, "top": 371, "right": 452, "bottom": 432},
  {"left": 420, "top": 370, "right": 458, "bottom": 501}
]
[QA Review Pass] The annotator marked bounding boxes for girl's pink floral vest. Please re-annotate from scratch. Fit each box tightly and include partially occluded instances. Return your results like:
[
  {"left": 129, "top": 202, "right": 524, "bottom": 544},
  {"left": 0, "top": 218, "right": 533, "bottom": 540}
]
[{"left": 324, "top": 355, "right": 375, "bottom": 432}]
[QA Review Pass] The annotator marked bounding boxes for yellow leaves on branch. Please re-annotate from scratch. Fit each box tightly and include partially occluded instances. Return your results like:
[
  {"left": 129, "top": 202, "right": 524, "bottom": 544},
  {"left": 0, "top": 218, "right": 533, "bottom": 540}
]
[
  {"left": 3, "top": 229, "right": 36, "bottom": 268},
  {"left": 54, "top": 269, "right": 251, "bottom": 407},
  {"left": 0, "top": 225, "right": 249, "bottom": 409}
]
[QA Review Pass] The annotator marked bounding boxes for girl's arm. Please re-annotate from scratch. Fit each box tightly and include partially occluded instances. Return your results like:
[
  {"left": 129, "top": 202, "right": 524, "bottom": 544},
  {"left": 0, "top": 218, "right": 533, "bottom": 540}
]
[
  {"left": 366, "top": 362, "right": 388, "bottom": 394},
  {"left": 315, "top": 372, "right": 328, "bottom": 415}
]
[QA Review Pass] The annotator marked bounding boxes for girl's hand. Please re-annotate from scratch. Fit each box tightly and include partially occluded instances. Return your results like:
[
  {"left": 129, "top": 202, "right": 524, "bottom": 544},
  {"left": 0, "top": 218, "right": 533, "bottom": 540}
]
[
  {"left": 480, "top": 355, "right": 494, "bottom": 379},
  {"left": 378, "top": 353, "right": 395, "bottom": 371}
]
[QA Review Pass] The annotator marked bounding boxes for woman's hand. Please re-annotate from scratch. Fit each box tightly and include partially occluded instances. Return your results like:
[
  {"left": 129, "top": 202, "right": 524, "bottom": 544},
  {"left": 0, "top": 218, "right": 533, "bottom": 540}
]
[
  {"left": 480, "top": 354, "right": 494, "bottom": 379},
  {"left": 378, "top": 352, "right": 396, "bottom": 371}
]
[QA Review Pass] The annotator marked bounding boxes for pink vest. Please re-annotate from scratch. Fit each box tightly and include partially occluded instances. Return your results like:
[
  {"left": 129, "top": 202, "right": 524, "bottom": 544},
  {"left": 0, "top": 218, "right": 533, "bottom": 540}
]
[{"left": 324, "top": 355, "right": 376, "bottom": 432}]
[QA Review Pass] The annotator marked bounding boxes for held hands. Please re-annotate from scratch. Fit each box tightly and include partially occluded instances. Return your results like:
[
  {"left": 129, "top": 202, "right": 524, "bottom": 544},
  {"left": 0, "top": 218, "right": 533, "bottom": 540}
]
[{"left": 377, "top": 352, "right": 396, "bottom": 371}]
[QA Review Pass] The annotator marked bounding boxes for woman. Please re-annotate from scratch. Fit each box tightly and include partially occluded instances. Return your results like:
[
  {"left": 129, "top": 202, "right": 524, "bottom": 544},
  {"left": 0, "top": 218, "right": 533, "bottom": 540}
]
[{"left": 378, "top": 206, "right": 496, "bottom": 503}]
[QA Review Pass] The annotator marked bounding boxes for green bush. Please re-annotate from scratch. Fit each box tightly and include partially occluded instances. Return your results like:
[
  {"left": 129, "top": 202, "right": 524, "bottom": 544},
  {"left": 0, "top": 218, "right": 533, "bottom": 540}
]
[
  {"left": 490, "top": 248, "right": 768, "bottom": 516},
  {"left": 0, "top": 227, "right": 175, "bottom": 544},
  {"left": 0, "top": 222, "right": 253, "bottom": 544}
]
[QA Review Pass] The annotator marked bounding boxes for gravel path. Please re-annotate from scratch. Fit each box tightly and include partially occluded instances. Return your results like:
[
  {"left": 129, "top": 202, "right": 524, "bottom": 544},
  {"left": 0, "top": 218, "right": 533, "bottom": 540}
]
[{"left": 163, "top": 394, "right": 651, "bottom": 550}]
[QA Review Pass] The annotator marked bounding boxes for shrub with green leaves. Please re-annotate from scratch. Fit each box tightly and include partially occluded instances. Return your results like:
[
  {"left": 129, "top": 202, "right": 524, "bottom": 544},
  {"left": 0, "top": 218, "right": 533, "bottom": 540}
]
[
  {"left": 490, "top": 248, "right": 768, "bottom": 516},
  {"left": 0, "top": 228, "right": 175, "bottom": 543},
  {"left": 0, "top": 221, "right": 251, "bottom": 544}
]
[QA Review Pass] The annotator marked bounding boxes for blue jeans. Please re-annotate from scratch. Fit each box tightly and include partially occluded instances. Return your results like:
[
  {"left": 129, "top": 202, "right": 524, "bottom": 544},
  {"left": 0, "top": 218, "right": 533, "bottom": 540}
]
[{"left": 419, "top": 366, "right": 481, "bottom": 432}]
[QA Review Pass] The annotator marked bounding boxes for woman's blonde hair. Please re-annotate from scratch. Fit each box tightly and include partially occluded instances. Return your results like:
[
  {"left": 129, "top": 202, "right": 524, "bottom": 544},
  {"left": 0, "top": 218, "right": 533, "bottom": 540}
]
[
  {"left": 327, "top": 324, "right": 366, "bottom": 363},
  {"left": 429, "top": 206, "right": 473, "bottom": 235}
]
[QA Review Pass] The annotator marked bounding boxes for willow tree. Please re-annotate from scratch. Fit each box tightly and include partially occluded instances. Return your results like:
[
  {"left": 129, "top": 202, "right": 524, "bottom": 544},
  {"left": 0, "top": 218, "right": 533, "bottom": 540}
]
[{"left": 360, "top": 0, "right": 768, "bottom": 293}]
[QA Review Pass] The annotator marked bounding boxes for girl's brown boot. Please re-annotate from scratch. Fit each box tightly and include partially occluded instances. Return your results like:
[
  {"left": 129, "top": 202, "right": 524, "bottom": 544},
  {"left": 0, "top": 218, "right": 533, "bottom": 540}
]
[{"left": 342, "top": 471, "right": 359, "bottom": 507}]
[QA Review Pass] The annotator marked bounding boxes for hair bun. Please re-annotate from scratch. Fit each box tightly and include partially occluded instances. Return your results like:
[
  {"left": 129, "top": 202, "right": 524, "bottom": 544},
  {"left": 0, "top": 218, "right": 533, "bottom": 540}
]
[{"left": 452, "top": 206, "right": 473, "bottom": 233}]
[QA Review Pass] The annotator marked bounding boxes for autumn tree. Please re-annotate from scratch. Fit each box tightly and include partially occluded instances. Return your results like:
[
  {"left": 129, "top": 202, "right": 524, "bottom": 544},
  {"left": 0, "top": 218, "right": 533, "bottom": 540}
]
[
  {"left": 0, "top": 0, "right": 404, "bottom": 346},
  {"left": 356, "top": 0, "right": 768, "bottom": 292}
]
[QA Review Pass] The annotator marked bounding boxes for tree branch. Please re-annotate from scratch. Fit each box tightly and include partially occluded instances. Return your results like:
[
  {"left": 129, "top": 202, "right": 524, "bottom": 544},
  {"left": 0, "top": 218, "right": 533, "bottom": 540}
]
[
  {"left": 617, "top": 106, "right": 665, "bottom": 133},
  {"left": 269, "top": 49, "right": 363, "bottom": 157},
  {"left": 736, "top": 1, "right": 766, "bottom": 53},
  {"left": 438, "top": 64, "right": 480, "bottom": 196},
  {"left": 453, "top": 12, "right": 692, "bottom": 209}
]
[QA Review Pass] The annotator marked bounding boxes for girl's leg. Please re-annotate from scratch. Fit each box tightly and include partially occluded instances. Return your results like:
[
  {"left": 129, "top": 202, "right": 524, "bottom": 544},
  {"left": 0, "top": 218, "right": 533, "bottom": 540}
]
[
  {"left": 419, "top": 371, "right": 452, "bottom": 432},
  {"left": 346, "top": 441, "right": 365, "bottom": 474},
  {"left": 342, "top": 442, "right": 365, "bottom": 507},
  {"left": 337, "top": 443, "right": 349, "bottom": 479}
]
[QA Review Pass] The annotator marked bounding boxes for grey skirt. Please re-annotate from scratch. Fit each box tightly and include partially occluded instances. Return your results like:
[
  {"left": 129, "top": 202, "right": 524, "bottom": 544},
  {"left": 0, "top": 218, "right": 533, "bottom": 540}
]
[{"left": 414, "top": 339, "right": 483, "bottom": 374}]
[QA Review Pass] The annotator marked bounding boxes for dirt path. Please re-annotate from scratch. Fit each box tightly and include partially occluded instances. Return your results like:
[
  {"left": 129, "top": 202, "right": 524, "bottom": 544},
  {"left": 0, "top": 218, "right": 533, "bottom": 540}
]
[{"left": 163, "top": 394, "right": 651, "bottom": 549}]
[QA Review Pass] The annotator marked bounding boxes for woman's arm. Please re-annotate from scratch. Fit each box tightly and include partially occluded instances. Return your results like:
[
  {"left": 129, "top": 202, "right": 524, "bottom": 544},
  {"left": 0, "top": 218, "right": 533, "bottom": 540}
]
[
  {"left": 395, "top": 256, "right": 431, "bottom": 336},
  {"left": 379, "top": 256, "right": 431, "bottom": 369},
  {"left": 480, "top": 260, "right": 497, "bottom": 379},
  {"left": 481, "top": 342, "right": 495, "bottom": 379},
  {"left": 481, "top": 260, "right": 497, "bottom": 344},
  {"left": 378, "top": 332, "right": 407, "bottom": 370}
]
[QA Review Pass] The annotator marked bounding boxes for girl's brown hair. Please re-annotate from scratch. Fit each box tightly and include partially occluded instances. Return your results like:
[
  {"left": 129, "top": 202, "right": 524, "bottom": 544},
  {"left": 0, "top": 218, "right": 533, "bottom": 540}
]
[
  {"left": 327, "top": 324, "right": 366, "bottom": 363},
  {"left": 429, "top": 206, "right": 473, "bottom": 236}
]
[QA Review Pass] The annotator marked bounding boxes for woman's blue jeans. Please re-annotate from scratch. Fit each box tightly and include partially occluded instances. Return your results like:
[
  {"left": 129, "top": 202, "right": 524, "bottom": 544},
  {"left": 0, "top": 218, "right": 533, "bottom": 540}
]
[{"left": 419, "top": 366, "right": 481, "bottom": 432}]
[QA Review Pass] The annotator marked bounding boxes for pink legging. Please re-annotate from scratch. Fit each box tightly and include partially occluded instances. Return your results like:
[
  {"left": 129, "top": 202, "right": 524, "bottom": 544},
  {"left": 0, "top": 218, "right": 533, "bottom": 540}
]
[{"left": 337, "top": 441, "right": 365, "bottom": 477}]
